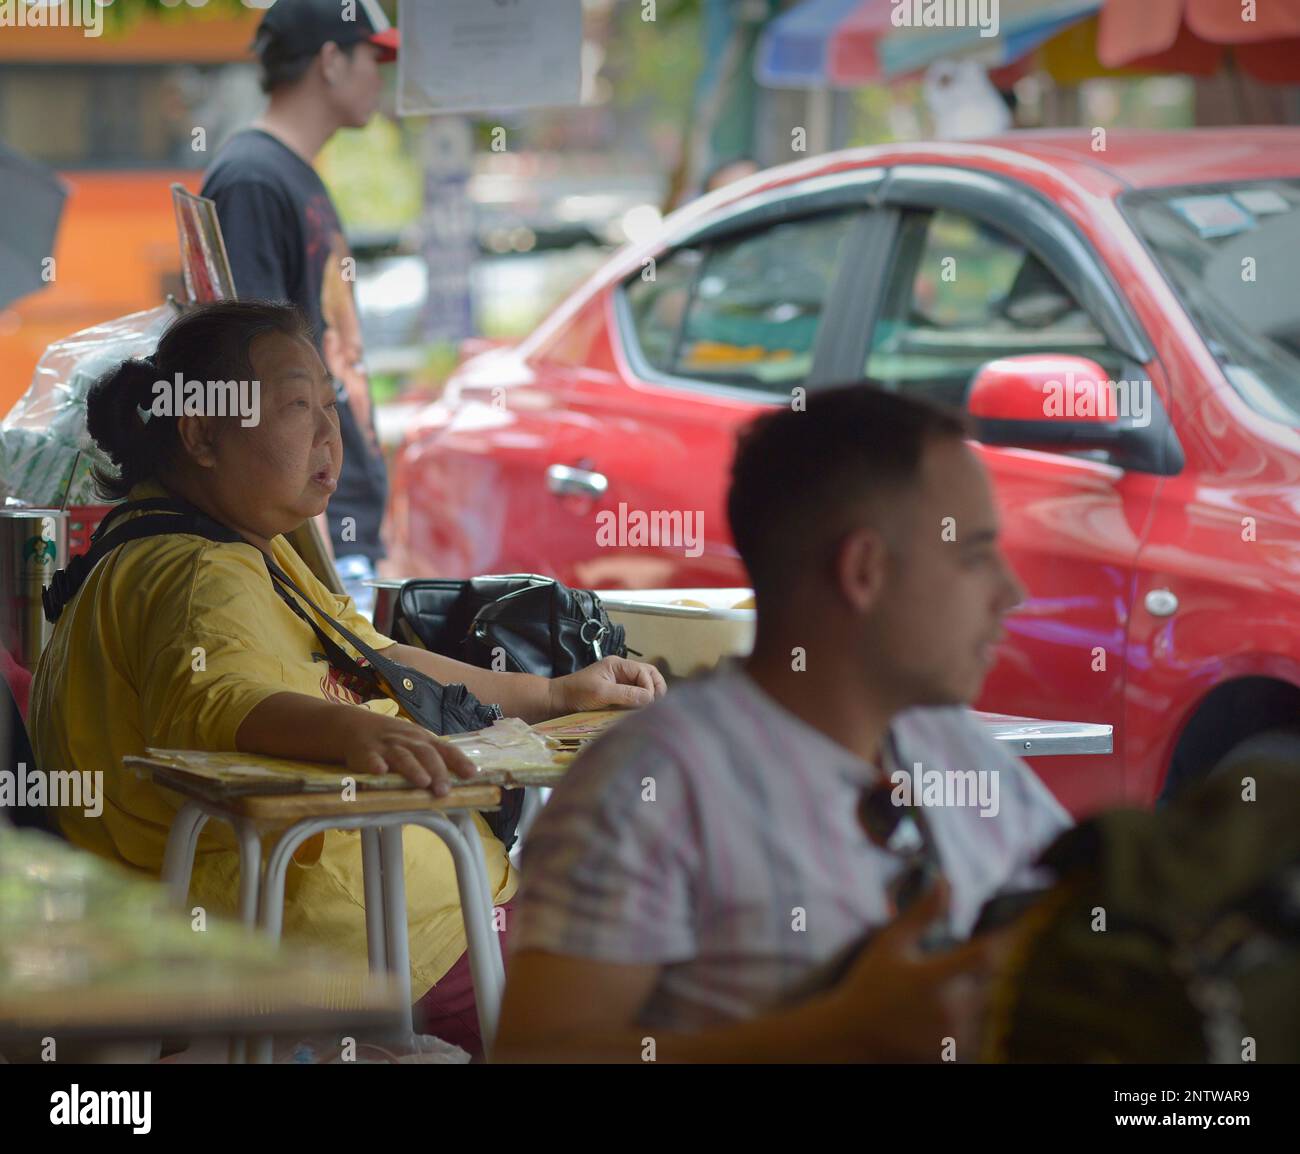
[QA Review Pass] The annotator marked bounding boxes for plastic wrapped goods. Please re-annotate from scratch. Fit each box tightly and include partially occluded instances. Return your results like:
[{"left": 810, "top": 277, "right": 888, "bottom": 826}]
[{"left": 1, "top": 304, "right": 177, "bottom": 508}]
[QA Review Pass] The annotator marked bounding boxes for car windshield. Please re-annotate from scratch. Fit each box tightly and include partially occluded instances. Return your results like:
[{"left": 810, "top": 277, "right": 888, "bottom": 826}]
[{"left": 1122, "top": 179, "right": 1300, "bottom": 426}]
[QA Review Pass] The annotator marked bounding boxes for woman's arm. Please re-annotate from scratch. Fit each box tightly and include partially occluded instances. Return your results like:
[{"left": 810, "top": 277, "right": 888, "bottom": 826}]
[
  {"left": 379, "top": 643, "right": 553, "bottom": 722},
  {"left": 380, "top": 644, "right": 668, "bottom": 724},
  {"left": 235, "top": 691, "right": 478, "bottom": 793}
]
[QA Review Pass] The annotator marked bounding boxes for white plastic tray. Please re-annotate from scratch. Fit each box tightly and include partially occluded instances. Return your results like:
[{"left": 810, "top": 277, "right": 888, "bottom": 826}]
[{"left": 595, "top": 587, "right": 756, "bottom": 678}]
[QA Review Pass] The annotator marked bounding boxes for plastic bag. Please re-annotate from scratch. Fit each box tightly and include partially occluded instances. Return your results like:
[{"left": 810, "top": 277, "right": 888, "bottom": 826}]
[
  {"left": 0, "top": 304, "right": 178, "bottom": 507},
  {"left": 439, "top": 716, "right": 559, "bottom": 775}
]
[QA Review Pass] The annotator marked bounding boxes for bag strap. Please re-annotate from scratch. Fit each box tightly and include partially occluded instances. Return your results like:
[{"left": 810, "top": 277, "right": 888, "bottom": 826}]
[
  {"left": 258, "top": 553, "right": 401, "bottom": 699},
  {"left": 43, "top": 510, "right": 243, "bottom": 623},
  {"left": 44, "top": 496, "right": 394, "bottom": 701}
]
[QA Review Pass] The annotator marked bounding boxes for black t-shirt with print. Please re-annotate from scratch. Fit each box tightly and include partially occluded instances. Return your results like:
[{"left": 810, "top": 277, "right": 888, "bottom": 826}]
[{"left": 201, "top": 128, "right": 387, "bottom": 561}]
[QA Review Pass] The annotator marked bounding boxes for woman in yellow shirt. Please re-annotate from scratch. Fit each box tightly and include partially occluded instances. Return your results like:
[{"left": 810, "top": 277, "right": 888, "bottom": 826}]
[{"left": 30, "top": 299, "right": 665, "bottom": 1058}]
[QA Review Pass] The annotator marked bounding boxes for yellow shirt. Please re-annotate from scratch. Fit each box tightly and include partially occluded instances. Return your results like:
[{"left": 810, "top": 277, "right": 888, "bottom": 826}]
[{"left": 30, "top": 483, "right": 517, "bottom": 996}]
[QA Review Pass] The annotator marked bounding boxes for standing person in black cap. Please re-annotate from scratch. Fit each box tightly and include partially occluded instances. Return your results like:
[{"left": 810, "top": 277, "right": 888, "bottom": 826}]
[{"left": 201, "top": 0, "right": 400, "bottom": 618}]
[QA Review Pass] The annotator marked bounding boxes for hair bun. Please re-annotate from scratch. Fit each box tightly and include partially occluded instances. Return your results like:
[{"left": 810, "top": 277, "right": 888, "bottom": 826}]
[{"left": 86, "top": 356, "right": 162, "bottom": 466}]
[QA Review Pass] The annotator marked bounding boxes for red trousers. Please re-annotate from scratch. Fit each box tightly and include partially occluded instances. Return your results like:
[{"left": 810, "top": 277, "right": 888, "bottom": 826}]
[{"left": 413, "top": 899, "right": 514, "bottom": 1062}]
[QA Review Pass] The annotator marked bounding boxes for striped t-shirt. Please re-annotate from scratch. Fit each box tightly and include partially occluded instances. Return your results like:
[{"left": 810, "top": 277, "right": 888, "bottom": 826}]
[{"left": 512, "top": 664, "right": 1071, "bottom": 1033}]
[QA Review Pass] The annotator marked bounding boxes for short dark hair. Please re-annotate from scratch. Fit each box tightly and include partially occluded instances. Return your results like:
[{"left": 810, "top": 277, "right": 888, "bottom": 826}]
[
  {"left": 86, "top": 300, "right": 313, "bottom": 500},
  {"left": 726, "top": 385, "right": 970, "bottom": 598},
  {"left": 258, "top": 37, "right": 359, "bottom": 95}
]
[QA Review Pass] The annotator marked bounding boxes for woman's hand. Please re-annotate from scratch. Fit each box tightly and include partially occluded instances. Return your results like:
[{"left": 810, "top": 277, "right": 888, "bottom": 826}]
[
  {"left": 546, "top": 656, "right": 667, "bottom": 718},
  {"left": 342, "top": 708, "right": 479, "bottom": 796}
]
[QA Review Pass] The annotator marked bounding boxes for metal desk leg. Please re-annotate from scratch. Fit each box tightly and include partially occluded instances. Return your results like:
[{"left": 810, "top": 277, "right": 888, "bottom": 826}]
[
  {"left": 514, "top": 786, "right": 546, "bottom": 848},
  {"left": 259, "top": 818, "right": 340, "bottom": 942},
  {"left": 360, "top": 827, "right": 388, "bottom": 971},
  {"left": 452, "top": 812, "right": 507, "bottom": 984},
  {"left": 378, "top": 826, "right": 415, "bottom": 1037},
  {"left": 160, "top": 801, "right": 209, "bottom": 909},
  {"left": 229, "top": 819, "right": 263, "bottom": 1067},
  {"left": 235, "top": 818, "right": 262, "bottom": 928},
  {"left": 410, "top": 814, "right": 504, "bottom": 1053},
  {"left": 254, "top": 816, "right": 342, "bottom": 1064},
  {"left": 248, "top": 811, "right": 504, "bottom": 1061}
]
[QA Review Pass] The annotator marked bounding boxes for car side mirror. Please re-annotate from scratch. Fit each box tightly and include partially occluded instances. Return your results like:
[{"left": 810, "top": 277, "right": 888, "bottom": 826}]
[
  {"left": 968, "top": 354, "right": 1127, "bottom": 453},
  {"left": 966, "top": 354, "right": 1183, "bottom": 475}
]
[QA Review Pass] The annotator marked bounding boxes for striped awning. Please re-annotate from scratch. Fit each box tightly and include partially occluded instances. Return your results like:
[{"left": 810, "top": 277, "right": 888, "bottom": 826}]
[
  {"left": 879, "top": 0, "right": 1103, "bottom": 75},
  {"left": 755, "top": 0, "right": 1102, "bottom": 87}
]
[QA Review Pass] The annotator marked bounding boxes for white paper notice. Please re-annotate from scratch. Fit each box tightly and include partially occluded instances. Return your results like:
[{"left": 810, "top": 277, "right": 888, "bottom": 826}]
[{"left": 397, "top": 0, "right": 584, "bottom": 115}]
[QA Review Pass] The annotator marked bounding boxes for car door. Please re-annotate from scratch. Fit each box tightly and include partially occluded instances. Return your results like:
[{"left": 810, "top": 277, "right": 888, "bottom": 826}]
[
  {"left": 387, "top": 337, "right": 578, "bottom": 580},
  {"left": 867, "top": 168, "right": 1167, "bottom": 814},
  {"left": 544, "top": 174, "right": 891, "bottom": 589}
]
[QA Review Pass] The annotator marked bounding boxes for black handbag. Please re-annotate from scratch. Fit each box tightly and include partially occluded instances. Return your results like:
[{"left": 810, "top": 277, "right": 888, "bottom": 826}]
[
  {"left": 42, "top": 498, "right": 523, "bottom": 845},
  {"left": 392, "top": 574, "right": 629, "bottom": 677}
]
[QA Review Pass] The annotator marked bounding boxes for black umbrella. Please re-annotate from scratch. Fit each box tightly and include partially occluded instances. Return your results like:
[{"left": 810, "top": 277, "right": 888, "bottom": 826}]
[{"left": 0, "top": 142, "right": 68, "bottom": 312}]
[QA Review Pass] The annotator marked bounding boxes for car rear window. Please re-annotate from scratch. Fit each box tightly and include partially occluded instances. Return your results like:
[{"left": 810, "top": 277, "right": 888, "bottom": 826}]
[{"left": 622, "top": 210, "right": 858, "bottom": 395}]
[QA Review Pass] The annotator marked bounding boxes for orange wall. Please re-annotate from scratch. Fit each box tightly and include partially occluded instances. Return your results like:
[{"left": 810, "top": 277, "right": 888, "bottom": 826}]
[
  {"left": 0, "top": 9, "right": 260, "bottom": 62},
  {"left": 0, "top": 9, "right": 259, "bottom": 414},
  {"left": 0, "top": 171, "right": 203, "bottom": 415}
]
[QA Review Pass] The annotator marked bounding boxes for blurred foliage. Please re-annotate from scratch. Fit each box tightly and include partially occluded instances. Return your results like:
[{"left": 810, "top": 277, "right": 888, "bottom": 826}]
[
  {"left": 607, "top": 0, "right": 703, "bottom": 131},
  {"left": 98, "top": 0, "right": 262, "bottom": 34},
  {"left": 318, "top": 113, "right": 423, "bottom": 230},
  {"left": 98, "top": 0, "right": 397, "bottom": 34}
]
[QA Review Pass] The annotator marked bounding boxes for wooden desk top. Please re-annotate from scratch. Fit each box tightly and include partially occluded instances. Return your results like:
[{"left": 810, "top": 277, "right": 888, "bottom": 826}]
[
  {"left": 123, "top": 710, "right": 631, "bottom": 820},
  {"left": 126, "top": 757, "right": 503, "bottom": 820}
]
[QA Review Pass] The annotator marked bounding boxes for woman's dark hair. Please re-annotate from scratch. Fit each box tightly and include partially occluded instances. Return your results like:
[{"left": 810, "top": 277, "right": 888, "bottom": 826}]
[{"left": 85, "top": 299, "right": 313, "bottom": 500}]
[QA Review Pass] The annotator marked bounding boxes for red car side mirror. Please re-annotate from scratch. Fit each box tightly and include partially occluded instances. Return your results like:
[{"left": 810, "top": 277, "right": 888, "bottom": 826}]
[{"left": 968, "top": 354, "right": 1124, "bottom": 451}]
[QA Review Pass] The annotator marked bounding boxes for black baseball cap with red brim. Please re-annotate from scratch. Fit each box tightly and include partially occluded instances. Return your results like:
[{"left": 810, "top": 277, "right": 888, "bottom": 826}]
[{"left": 253, "top": 0, "right": 400, "bottom": 64}]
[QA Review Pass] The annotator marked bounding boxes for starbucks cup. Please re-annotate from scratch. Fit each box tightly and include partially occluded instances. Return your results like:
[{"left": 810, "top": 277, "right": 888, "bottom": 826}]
[{"left": 0, "top": 509, "right": 68, "bottom": 670}]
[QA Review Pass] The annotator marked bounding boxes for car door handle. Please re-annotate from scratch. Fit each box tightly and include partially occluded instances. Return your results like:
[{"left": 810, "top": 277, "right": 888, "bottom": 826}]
[{"left": 546, "top": 463, "right": 608, "bottom": 498}]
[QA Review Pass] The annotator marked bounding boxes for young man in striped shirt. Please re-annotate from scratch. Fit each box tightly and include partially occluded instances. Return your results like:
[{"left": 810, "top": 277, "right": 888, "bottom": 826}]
[{"left": 497, "top": 385, "right": 1071, "bottom": 1062}]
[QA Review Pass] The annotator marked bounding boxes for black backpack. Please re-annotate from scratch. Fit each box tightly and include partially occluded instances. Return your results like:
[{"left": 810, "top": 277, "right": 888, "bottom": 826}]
[{"left": 984, "top": 760, "right": 1300, "bottom": 1063}]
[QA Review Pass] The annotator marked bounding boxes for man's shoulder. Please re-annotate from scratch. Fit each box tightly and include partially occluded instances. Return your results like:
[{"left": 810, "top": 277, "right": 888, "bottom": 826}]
[
  {"left": 200, "top": 131, "right": 298, "bottom": 198},
  {"left": 561, "top": 671, "right": 745, "bottom": 786},
  {"left": 603, "top": 667, "right": 750, "bottom": 743},
  {"left": 892, "top": 704, "right": 1072, "bottom": 825},
  {"left": 892, "top": 704, "right": 997, "bottom": 757}
]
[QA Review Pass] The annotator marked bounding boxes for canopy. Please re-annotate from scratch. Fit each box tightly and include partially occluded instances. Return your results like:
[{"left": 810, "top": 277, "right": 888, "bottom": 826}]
[
  {"left": 754, "top": 0, "right": 1300, "bottom": 88},
  {"left": 878, "top": 0, "right": 1101, "bottom": 76},
  {"left": 1096, "top": 0, "right": 1300, "bottom": 83},
  {"left": 755, "top": 0, "right": 1101, "bottom": 86}
]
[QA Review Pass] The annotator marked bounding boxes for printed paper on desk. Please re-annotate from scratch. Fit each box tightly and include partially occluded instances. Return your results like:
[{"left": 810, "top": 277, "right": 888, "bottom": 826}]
[{"left": 397, "top": 0, "right": 583, "bottom": 115}]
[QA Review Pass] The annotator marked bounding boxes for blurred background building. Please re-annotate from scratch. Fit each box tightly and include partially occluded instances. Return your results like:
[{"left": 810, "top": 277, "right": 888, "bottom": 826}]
[{"left": 2, "top": 0, "right": 1298, "bottom": 431}]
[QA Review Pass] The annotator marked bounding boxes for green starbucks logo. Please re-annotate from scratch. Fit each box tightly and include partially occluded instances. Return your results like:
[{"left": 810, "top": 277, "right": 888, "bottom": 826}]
[{"left": 23, "top": 536, "right": 57, "bottom": 566}]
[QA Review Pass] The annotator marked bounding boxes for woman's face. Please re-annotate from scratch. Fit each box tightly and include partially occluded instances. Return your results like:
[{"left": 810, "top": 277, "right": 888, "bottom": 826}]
[{"left": 180, "top": 331, "right": 342, "bottom": 542}]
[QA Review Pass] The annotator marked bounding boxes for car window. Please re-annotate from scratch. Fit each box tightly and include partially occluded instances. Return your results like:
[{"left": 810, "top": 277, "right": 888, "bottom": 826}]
[
  {"left": 625, "top": 247, "right": 703, "bottom": 374},
  {"left": 1123, "top": 180, "right": 1300, "bottom": 426},
  {"left": 625, "top": 211, "right": 857, "bottom": 394},
  {"left": 867, "top": 209, "right": 1122, "bottom": 409}
]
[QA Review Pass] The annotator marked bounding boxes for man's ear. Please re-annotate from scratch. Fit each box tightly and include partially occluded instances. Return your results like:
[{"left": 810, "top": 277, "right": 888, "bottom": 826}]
[
  {"left": 318, "top": 41, "right": 346, "bottom": 86},
  {"left": 833, "top": 525, "right": 889, "bottom": 615}
]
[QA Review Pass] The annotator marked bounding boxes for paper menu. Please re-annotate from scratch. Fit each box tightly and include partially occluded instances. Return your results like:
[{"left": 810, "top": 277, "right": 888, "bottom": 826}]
[{"left": 397, "top": 0, "right": 583, "bottom": 115}]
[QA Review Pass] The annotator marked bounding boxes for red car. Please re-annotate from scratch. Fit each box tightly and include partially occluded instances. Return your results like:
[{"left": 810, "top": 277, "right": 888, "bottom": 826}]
[{"left": 388, "top": 129, "right": 1300, "bottom": 815}]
